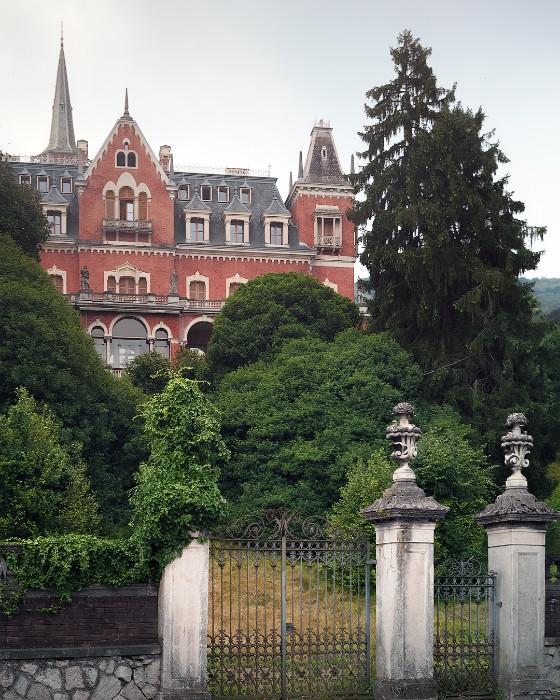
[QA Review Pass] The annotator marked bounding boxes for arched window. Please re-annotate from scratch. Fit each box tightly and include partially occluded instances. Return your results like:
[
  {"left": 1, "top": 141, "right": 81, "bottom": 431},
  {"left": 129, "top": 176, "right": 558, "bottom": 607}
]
[
  {"left": 91, "top": 326, "right": 106, "bottom": 362},
  {"left": 228, "top": 282, "right": 242, "bottom": 296},
  {"left": 138, "top": 192, "right": 148, "bottom": 221},
  {"left": 154, "top": 329, "right": 169, "bottom": 359},
  {"left": 116, "top": 152, "right": 126, "bottom": 167},
  {"left": 127, "top": 152, "right": 136, "bottom": 167},
  {"left": 111, "top": 318, "right": 148, "bottom": 368},
  {"left": 138, "top": 277, "right": 148, "bottom": 295},
  {"left": 105, "top": 190, "right": 116, "bottom": 219},
  {"left": 50, "top": 274, "right": 64, "bottom": 293},
  {"left": 187, "top": 321, "right": 213, "bottom": 353},
  {"left": 106, "top": 276, "right": 117, "bottom": 293},
  {"left": 119, "top": 186, "right": 134, "bottom": 221}
]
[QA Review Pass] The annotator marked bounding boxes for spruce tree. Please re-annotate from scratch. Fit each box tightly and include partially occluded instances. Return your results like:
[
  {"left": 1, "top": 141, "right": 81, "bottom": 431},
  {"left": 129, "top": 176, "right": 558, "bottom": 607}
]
[{"left": 350, "top": 32, "right": 545, "bottom": 406}]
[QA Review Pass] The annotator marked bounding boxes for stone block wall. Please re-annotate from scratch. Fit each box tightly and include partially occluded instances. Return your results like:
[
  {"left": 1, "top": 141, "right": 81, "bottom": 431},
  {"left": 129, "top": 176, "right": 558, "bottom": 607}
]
[
  {"left": 546, "top": 584, "right": 560, "bottom": 638},
  {"left": 0, "top": 654, "right": 160, "bottom": 700}
]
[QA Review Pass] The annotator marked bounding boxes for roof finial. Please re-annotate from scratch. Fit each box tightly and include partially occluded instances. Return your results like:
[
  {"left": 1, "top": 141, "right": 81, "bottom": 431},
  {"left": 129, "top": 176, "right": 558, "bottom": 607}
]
[
  {"left": 350, "top": 154, "right": 355, "bottom": 175},
  {"left": 298, "top": 151, "right": 303, "bottom": 179},
  {"left": 123, "top": 88, "right": 130, "bottom": 118},
  {"left": 61, "top": 21, "right": 63, "bottom": 48}
]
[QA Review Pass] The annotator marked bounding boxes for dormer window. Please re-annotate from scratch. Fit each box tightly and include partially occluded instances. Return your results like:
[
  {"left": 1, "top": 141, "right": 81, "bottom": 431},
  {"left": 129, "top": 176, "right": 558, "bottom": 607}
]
[
  {"left": 61, "top": 177, "right": 73, "bottom": 194},
  {"left": 178, "top": 184, "right": 190, "bottom": 201},
  {"left": 230, "top": 220, "right": 244, "bottom": 244},
  {"left": 217, "top": 186, "right": 229, "bottom": 203},
  {"left": 190, "top": 219, "right": 205, "bottom": 242},
  {"left": 240, "top": 187, "right": 251, "bottom": 205},
  {"left": 37, "top": 175, "right": 49, "bottom": 193},
  {"left": 201, "top": 185, "right": 212, "bottom": 202},
  {"left": 47, "top": 211, "right": 62, "bottom": 235},
  {"left": 270, "top": 222, "right": 284, "bottom": 246},
  {"left": 19, "top": 174, "right": 31, "bottom": 186}
]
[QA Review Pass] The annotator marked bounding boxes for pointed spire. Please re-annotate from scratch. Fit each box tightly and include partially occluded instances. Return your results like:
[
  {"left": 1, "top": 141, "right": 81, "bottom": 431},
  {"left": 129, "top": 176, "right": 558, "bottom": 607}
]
[
  {"left": 123, "top": 89, "right": 130, "bottom": 119},
  {"left": 298, "top": 151, "right": 303, "bottom": 179},
  {"left": 39, "top": 36, "right": 77, "bottom": 158},
  {"left": 350, "top": 154, "right": 355, "bottom": 175},
  {"left": 289, "top": 171, "right": 293, "bottom": 191},
  {"left": 61, "top": 21, "right": 63, "bottom": 48}
]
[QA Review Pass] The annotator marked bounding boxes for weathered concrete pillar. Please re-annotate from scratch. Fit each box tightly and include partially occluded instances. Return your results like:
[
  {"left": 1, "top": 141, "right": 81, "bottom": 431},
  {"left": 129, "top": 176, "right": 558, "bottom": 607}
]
[
  {"left": 363, "top": 403, "right": 448, "bottom": 700},
  {"left": 476, "top": 413, "right": 559, "bottom": 700},
  {"left": 159, "top": 537, "right": 210, "bottom": 700}
]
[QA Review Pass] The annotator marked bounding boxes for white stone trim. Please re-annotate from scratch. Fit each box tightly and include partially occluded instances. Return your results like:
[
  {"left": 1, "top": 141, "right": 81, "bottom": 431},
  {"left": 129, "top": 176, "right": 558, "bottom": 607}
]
[
  {"left": 186, "top": 272, "right": 210, "bottom": 300},
  {"left": 262, "top": 214, "right": 289, "bottom": 247},
  {"left": 224, "top": 213, "right": 250, "bottom": 244},
  {"left": 184, "top": 211, "right": 211, "bottom": 243},
  {"left": 183, "top": 316, "right": 214, "bottom": 342},
  {"left": 322, "top": 278, "right": 338, "bottom": 292},
  {"left": 104, "top": 262, "right": 151, "bottom": 293},
  {"left": 47, "top": 265, "right": 67, "bottom": 293},
  {"left": 226, "top": 274, "right": 248, "bottom": 296}
]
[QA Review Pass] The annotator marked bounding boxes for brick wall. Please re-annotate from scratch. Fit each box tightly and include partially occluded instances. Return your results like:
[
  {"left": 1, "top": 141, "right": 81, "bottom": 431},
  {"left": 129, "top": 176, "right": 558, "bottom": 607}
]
[{"left": 1, "top": 584, "right": 158, "bottom": 650}]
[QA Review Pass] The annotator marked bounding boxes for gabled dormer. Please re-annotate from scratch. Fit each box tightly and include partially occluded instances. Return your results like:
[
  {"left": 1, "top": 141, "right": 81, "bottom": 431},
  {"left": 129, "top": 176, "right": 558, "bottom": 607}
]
[
  {"left": 183, "top": 190, "right": 212, "bottom": 243},
  {"left": 42, "top": 185, "right": 69, "bottom": 236},
  {"left": 223, "top": 192, "right": 251, "bottom": 245},
  {"left": 262, "top": 196, "right": 290, "bottom": 246},
  {"left": 78, "top": 93, "right": 175, "bottom": 245}
]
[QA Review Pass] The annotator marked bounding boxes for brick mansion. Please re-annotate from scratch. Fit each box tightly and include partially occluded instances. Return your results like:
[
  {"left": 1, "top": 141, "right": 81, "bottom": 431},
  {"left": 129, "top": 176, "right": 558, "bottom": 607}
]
[{"left": 6, "top": 39, "right": 358, "bottom": 370}]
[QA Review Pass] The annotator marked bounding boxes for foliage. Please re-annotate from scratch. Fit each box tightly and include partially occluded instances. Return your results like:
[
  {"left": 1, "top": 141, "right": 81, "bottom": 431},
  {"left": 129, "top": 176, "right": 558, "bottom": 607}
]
[
  {"left": 214, "top": 329, "right": 422, "bottom": 515},
  {"left": 129, "top": 371, "right": 228, "bottom": 579},
  {"left": 329, "top": 450, "right": 393, "bottom": 540},
  {"left": 207, "top": 273, "right": 361, "bottom": 379},
  {"left": 1, "top": 372, "right": 228, "bottom": 610},
  {"left": 414, "top": 407, "right": 496, "bottom": 562},
  {"left": 350, "top": 32, "right": 543, "bottom": 386},
  {"left": 0, "top": 234, "right": 147, "bottom": 527},
  {"left": 0, "top": 157, "right": 50, "bottom": 260},
  {"left": 0, "top": 388, "right": 100, "bottom": 541},
  {"left": 523, "top": 277, "right": 560, "bottom": 315},
  {"left": 123, "top": 351, "right": 171, "bottom": 394}
]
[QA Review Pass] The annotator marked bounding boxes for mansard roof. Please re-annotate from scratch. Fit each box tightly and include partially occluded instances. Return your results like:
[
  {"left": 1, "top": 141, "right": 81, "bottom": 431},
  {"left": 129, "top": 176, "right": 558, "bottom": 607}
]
[
  {"left": 184, "top": 190, "right": 211, "bottom": 212},
  {"left": 263, "top": 196, "right": 290, "bottom": 217},
  {"left": 302, "top": 121, "right": 346, "bottom": 185},
  {"left": 224, "top": 192, "right": 251, "bottom": 215},
  {"left": 42, "top": 185, "right": 67, "bottom": 204}
]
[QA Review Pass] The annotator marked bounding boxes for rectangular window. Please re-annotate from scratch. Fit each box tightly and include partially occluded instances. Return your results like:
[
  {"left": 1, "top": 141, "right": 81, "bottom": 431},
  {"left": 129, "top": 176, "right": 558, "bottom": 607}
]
[
  {"left": 240, "top": 187, "right": 251, "bottom": 204},
  {"left": 201, "top": 185, "right": 212, "bottom": 202},
  {"left": 107, "top": 276, "right": 117, "bottom": 293},
  {"left": 230, "top": 221, "right": 244, "bottom": 243},
  {"left": 50, "top": 274, "right": 64, "bottom": 293},
  {"left": 190, "top": 219, "right": 205, "bottom": 242},
  {"left": 189, "top": 280, "right": 206, "bottom": 300},
  {"left": 217, "top": 186, "right": 229, "bottom": 203},
  {"left": 19, "top": 175, "right": 31, "bottom": 186},
  {"left": 37, "top": 176, "right": 48, "bottom": 193},
  {"left": 178, "top": 185, "right": 189, "bottom": 201},
  {"left": 61, "top": 177, "right": 72, "bottom": 194},
  {"left": 47, "top": 211, "right": 62, "bottom": 235},
  {"left": 138, "top": 277, "right": 148, "bottom": 295},
  {"left": 119, "top": 277, "right": 135, "bottom": 294},
  {"left": 270, "top": 222, "right": 283, "bottom": 245}
]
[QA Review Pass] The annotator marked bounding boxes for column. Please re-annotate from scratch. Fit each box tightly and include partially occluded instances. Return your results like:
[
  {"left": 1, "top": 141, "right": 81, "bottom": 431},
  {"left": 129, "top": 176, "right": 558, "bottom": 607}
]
[
  {"left": 476, "top": 413, "right": 558, "bottom": 700},
  {"left": 158, "top": 537, "right": 210, "bottom": 700},
  {"left": 362, "top": 403, "right": 448, "bottom": 700}
]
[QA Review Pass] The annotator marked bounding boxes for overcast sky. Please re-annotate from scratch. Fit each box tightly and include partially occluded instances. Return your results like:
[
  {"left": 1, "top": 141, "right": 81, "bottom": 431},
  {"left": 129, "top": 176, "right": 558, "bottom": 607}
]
[{"left": 1, "top": 0, "right": 558, "bottom": 279}]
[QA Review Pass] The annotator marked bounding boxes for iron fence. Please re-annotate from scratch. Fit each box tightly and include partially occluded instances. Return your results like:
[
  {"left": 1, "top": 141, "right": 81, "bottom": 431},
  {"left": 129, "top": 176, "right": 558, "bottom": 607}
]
[
  {"left": 207, "top": 509, "right": 373, "bottom": 699},
  {"left": 434, "top": 559, "right": 496, "bottom": 697}
]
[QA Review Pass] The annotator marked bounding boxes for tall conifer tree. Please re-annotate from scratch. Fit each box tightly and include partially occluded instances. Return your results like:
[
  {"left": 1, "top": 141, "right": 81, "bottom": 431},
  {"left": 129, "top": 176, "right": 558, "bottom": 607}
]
[{"left": 350, "top": 31, "right": 545, "bottom": 408}]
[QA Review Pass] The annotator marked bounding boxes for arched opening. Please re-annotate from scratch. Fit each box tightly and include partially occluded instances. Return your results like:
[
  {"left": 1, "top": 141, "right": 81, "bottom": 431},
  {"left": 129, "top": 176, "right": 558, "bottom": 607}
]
[
  {"left": 91, "top": 326, "right": 106, "bottom": 362},
  {"left": 110, "top": 317, "right": 148, "bottom": 368},
  {"left": 187, "top": 321, "right": 213, "bottom": 353},
  {"left": 154, "top": 328, "right": 170, "bottom": 359},
  {"left": 119, "top": 186, "right": 135, "bottom": 221}
]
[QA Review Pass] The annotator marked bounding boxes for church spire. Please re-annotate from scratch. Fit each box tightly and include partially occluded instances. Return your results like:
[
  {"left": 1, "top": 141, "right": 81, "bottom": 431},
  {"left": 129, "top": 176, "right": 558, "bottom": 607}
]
[{"left": 39, "top": 34, "right": 77, "bottom": 160}]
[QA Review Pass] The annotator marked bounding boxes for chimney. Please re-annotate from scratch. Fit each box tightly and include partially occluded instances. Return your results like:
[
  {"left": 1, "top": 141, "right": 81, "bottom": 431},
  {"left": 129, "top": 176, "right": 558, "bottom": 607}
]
[
  {"left": 159, "top": 145, "right": 172, "bottom": 172},
  {"left": 77, "top": 139, "right": 88, "bottom": 161}
]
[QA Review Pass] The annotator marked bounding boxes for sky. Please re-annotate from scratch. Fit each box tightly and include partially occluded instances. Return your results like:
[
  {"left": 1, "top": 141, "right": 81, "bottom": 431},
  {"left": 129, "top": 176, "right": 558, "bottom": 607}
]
[{"left": 1, "top": 0, "right": 558, "bottom": 279}]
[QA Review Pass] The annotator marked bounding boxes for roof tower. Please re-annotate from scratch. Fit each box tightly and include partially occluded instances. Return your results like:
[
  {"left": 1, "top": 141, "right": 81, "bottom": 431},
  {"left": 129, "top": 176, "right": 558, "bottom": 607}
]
[{"left": 38, "top": 29, "right": 77, "bottom": 160}]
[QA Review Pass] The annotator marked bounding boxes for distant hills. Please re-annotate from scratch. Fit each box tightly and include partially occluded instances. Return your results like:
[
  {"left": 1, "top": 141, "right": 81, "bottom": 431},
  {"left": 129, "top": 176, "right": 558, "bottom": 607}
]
[{"left": 524, "top": 278, "right": 560, "bottom": 316}]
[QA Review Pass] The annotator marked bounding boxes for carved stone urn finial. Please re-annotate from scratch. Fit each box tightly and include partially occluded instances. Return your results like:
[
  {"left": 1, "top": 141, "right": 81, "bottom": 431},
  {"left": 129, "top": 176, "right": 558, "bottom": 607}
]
[
  {"left": 503, "top": 413, "right": 533, "bottom": 489},
  {"left": 386, "top": 402, "right": 421, "bottom": 483}
]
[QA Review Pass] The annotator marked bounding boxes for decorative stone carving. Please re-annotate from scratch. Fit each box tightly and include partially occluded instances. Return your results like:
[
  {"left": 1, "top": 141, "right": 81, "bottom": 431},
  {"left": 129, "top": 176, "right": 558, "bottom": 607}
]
[
  {"left": 362, "top": 403, "right": 448, "bottom": 523},
  {"left": 502, "top": 413, "right": 533, "bottom": 488}
]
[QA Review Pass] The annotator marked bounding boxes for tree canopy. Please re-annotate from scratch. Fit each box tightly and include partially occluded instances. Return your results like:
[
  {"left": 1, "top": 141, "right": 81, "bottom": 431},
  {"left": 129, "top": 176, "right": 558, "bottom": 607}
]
[
  {"left": 0, "top": 158, "right": 50, "bottom": 260},
  {"left": 0, "top": 234, "right": 146, "bottom": 528},
  {"left": 214, "top": 329, "right": 423, "bottom": 515},
  {"left": 0, "top": 388, "right": 100, "bottom": 541},
  {"left": 349, "top": 33, "right": 551, "bottom": 486},
  {"left": 206, "top": 273, "right": 361, "bottom": 379}
]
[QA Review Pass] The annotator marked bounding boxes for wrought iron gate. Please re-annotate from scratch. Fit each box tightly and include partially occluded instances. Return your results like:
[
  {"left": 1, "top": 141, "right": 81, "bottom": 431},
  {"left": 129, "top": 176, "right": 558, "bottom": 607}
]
[
  {"left": 207, "top": 509, "right": 372, "bottom": 699},
  {"left": 434, "top": 559, "right": 496, "bottom": 697}
]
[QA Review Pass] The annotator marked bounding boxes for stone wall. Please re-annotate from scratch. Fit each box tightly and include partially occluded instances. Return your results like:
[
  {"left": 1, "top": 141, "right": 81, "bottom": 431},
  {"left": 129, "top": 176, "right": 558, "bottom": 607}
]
[
  {"left": 543, "top": 640, "right": 560, "bottom": 694},
  {"left": 0, "top": 653, "right": 160, "bottom": 700},
  {"left": 546, "top": 583, "right": 560, "bottom": 638}
]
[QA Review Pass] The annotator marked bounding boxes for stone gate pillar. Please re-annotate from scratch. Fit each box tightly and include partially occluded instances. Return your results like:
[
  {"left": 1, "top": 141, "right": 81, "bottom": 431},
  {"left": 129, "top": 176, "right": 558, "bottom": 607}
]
[
  {"left": 476, "top": 413, "right": 558, "bottom": 700},
  {"left": 362, "top": 403, "right": 448, "bottom": 700},
  {"left": 159, "top": 536, "right": 210, "bottom": 700}
]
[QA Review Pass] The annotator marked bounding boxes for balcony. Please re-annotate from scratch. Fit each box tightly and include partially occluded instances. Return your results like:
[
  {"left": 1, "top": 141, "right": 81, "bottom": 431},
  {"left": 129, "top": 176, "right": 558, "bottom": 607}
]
[
  {"left": 102, "top": 219, "right": 152, "bottom": 245},
  {"left": 316, "top": 235, "right": 342, "bottom": 251},
  {"left": 66, "top": 291, "right": 225, "bottom": 315}
]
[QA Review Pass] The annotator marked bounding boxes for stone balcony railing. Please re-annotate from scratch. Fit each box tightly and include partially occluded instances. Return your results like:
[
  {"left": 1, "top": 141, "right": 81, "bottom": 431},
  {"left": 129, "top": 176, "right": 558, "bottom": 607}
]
[
  {"left": 102, "top": 219, "right": 153, "bottom": 232},
  {"left": 316, "top": 236, "right": 342, "bottom": 249},
  {"left": 66, "top": 291, "right": 225, "bottom": 313}
]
